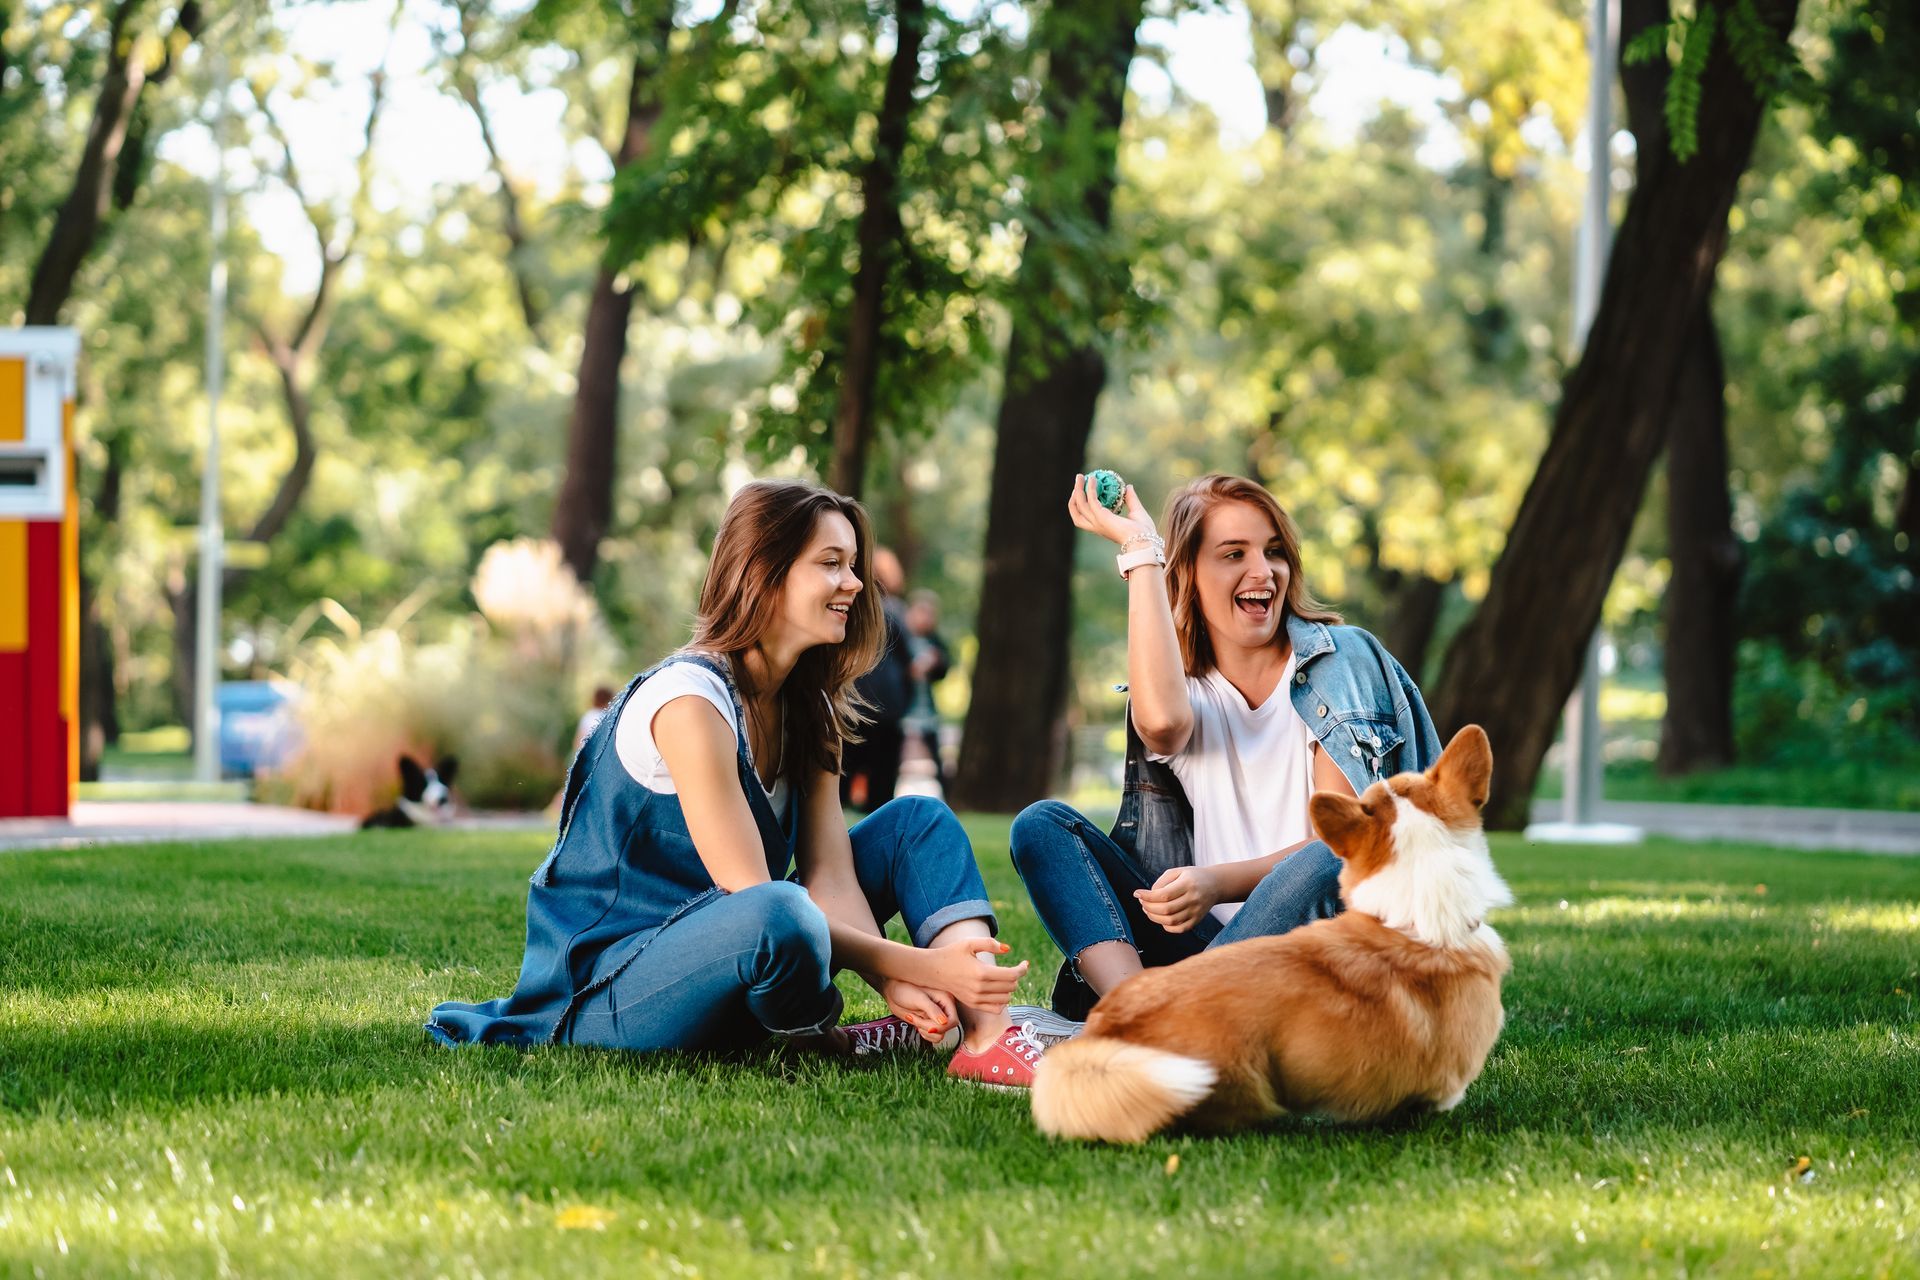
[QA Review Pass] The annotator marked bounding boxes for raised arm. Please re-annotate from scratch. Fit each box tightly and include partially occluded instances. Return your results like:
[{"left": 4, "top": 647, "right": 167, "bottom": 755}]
[{"left": 1067, "top": 474, "right": 1192, "bottom": 756}]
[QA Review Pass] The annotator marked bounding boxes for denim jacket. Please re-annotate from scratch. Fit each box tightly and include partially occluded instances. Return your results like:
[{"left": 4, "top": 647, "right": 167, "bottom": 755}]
[
  {"left": 427, "top": 652, "right": 795, "bottom": 1047},
  {"left": 1110, "top": 614, "right": 1441, "bottom": 880}
]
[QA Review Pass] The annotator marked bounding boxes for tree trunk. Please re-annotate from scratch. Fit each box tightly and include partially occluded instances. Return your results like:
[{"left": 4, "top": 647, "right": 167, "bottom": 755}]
[
  {"left": 1427, "top": 0, "right": 1798, "bottom": 829},
  {"left": 1360, "top": 514, "right": 1449, "bottom": 682},
  {"left": 1657, "top": 298, "right": 1742, "bottom": 775},
  {"left": 1380, "top": 571, "right": 1449, "bottom": 686},
  {"left": 552, "top": 33, "right": 672, "bottom": 584},
  {"left": 1899, "top": 454, "right": 1920, "bottom": 545},
  {"left": 827, "top": 0, "right": 926, "bottom": 499},
  {"left": 1896, "top": 371, "right": 1920, "bottom": 544},
  {"left": 552, "top": 272, "right": 633, "bottom": 581},
  {"left": 77, "top": 568, "right": 117, "bottom": 779},
  {"left": 77, "top": 428, "right": 127, "bottom": 779},
  {"left": 25, "top": 0, "right": 146, "bottom": 323},
  {"left": 952, "top": 0, "right": 1142, "bottom": 812},
  {"left": 27, "top": 0, "right": 198, "bottom": 752},
  {"left": 168, "top": 580, "right": 195, "bottom": 728},
  {"left": 1250, "top": 9, "right": 1307, "bottom": 139},
  {"left": 24, "top": 0, "right": 200, "bottom": 323}
]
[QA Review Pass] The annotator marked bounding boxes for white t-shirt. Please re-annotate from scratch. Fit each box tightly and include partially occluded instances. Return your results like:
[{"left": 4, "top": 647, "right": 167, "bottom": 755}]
[
  {"left": 1147, "top": 655, "right": 1315, "bottom": 924},
  {"left": 613, "top": 663, "right": 791, "bottom": 822}
]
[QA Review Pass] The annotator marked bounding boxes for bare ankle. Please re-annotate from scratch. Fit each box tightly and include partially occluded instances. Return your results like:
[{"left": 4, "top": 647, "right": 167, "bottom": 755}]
[{"left": 961, "top": 1010, "right": 1010, "bottom": 1052}]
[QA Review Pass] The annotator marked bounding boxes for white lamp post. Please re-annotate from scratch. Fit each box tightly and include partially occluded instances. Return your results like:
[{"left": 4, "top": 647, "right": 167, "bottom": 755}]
[
  {"left": 192, "top": 58, "right": 228, "bottom": 785},
  {"left": 1527, "top": 0, "right": 1643, "bottom": 845}
]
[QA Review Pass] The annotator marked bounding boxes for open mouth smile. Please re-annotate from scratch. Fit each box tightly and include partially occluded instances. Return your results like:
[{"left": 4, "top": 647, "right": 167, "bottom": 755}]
[{"left": 1233, "top": 589, "right": 1274, "bottom": 620}]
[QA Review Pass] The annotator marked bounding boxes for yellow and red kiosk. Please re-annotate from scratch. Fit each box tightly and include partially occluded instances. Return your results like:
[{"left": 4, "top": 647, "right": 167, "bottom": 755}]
[{"left": 0, "top": 327, "right": 79, "bottom": 819}]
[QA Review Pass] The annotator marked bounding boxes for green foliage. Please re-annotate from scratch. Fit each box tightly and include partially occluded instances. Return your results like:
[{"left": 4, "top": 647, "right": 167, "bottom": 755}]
[
  {"left": 1732, "top": 640, "right": 1919, "bottom": 774},
  {"left": 1622, "top": 22, "right": 1675, "bottom": 67},
  {"left": 2, "top": 825, "right": 1918, "bottom": 1274},
  {"left": 1621, "top": 1, "right": 1807, "bottom": 163},
  {"left": 1666, "top": 1, "right": 1716, "bottom": 161},
  {"left": 8, "top": 0, "right": 1912, "bottom": 785},
  {"left": 1714, "top": 0, "right": 1920, "bottom": 763},
  {"left": 601, "top": 0, "right": 1027, "bottom": 475}
]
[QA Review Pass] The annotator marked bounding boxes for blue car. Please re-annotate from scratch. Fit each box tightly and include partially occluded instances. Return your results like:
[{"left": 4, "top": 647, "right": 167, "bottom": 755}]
[{"left": 216, "top": 680, "right": 301, "bottom": 779}]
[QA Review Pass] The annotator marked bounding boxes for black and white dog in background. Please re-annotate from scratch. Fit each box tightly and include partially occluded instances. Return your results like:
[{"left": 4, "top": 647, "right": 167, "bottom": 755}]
[{"left": 360, "top": 755, "right": 460, "bottom": 829}]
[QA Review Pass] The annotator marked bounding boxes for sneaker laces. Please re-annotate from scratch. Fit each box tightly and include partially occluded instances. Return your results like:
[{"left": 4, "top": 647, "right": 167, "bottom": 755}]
[
  {"left": 1008, "top": 1021, "right": 1048, "bottom": 1063},
  {"left": 850, "top": 1018, "right": 919, "bottom": 1055}
]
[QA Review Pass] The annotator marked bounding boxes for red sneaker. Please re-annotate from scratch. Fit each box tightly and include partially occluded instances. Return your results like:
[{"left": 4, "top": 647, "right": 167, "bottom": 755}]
[
  {"left": 946, "top": 1021, "right": 1050, "bottom": 1091},
  {"left": 843, "top": 1015, "right": 959, "bottom": 1057}
]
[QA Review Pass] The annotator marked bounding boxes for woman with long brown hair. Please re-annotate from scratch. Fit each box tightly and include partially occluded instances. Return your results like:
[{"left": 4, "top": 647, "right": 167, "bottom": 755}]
[
  {"left": 1009, "top": 474, "right": 1443, "bottom": 1023},
  {"left": 431, "top": 480, "right": 1046, "bottom": 1086}
]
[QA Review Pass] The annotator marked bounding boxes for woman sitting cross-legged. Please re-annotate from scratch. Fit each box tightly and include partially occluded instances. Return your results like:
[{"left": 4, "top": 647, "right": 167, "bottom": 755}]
[
  {"left": 1012, "top": 473, "right": 1443, "bottom": 1020},
  {"left": 429, "top": 479, "right": 1047, "bottom": 1087}
]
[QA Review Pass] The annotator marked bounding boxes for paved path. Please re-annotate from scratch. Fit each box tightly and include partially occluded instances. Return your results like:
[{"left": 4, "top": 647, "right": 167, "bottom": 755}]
[
  {"left": 5, "top": 799, "right": 1913, "bottom": 856},
  {"left": 1528, "top": 799, "right": 1920, "bottom": 855},
  {"left": 0, "top": 802, "right": 547, "bottom": 852}
]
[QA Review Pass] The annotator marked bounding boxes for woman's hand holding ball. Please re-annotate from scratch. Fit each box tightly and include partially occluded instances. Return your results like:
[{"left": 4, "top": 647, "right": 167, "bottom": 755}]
[{"left": 1069, "top": 471, "right": 1156, "bottom": 547}]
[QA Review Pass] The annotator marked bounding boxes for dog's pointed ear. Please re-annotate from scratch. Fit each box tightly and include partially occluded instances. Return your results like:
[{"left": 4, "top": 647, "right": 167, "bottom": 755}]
[
  {"left": 1310, "top": 791, "right": 1370, "bottom": 853},
  {"left": 1430, "top": 725, "right": 1493, "bottom": 810},
  {"left": 398, "top": 755, "right": 427, "bottom": 794},
  {"left": 434, "top": 756, "right": 459, "bottom": 786}
]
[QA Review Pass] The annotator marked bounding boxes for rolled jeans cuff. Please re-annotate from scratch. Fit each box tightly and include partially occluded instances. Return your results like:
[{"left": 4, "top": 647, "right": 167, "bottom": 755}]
[
  {"left": 766, "top": 982, "right": 845, "bottom": 1038},
  {"left": 912, "top": 898, "right": 998, "bottom": 949}
]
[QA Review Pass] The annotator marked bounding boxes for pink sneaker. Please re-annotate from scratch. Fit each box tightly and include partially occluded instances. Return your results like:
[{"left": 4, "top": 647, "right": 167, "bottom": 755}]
[
  {"left": 946, "top": 1021, "right": 1050, "bottom": 1091},
  {"left": 842, "top": 1015, "right": 959, "bottom": 1057}
]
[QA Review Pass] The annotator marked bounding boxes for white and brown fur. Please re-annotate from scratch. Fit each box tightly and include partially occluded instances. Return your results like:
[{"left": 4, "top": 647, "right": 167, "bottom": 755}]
[
  {"left": 360, "top": 755, "right": 460, "bottom": 830},
  {"left": 1030, "top": 725, "right": 1512, "bottom": 1144}
]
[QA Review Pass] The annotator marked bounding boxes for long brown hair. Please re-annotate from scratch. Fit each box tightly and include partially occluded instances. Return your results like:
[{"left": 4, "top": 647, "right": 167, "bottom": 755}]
[
  {"left": 1161, "top": 474, "right": 1341, "bottom": 676},
  {"left": 688, "top": 479, "right": 885, "bottom": 778}
]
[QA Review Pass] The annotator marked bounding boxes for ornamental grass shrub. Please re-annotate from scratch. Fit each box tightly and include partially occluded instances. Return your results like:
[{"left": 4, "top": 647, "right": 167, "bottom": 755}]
[{"left": 268, "top": 538, "right": 619, "bottom": 814}]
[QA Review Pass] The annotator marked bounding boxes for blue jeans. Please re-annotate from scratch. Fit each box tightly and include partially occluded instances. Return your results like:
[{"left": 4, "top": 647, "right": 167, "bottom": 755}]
[
  {"left": 564, "top": 796, "right": 995, "bottom": 1052},
  {"left": 1009, "top": 799, "right": 1344, "bottom": 989}
]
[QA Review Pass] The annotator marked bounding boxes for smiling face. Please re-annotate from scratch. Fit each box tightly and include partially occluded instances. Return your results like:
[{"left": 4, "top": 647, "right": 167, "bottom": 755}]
[
  {"left": 1191, "top": 500, "right": 1292, "bottom": 658},
  {"left": 773, "top": 510, "right": 863, "bottom": 653}
]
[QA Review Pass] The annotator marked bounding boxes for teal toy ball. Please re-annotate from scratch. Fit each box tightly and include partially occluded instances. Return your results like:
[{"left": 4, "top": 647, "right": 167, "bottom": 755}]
[{"left": 1088, "top": 469, "right": 1127, "bottom": 514}]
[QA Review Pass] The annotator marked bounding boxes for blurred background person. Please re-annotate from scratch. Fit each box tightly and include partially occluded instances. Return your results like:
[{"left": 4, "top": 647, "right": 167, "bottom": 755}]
[
  {"left": 901, "top": 590, "right": 953, "bottom": 799},
  {"left": 840, "top": 547, "right": 911, "bottom": 811},
  {"left": 575, "top": 685, "right": 617, "bottom": 754}
]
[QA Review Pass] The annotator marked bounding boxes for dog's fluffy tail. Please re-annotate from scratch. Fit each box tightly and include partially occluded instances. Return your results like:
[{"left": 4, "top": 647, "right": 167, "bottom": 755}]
[{"left": 1031, "top": 1035, "right": 1217, "bottom": 1144}]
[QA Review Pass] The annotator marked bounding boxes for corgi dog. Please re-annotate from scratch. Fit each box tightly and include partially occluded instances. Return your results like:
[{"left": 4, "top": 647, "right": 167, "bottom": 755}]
[
  {"left": 360, "top": 755, "right": 460, "bottom": 830},
  {"left": 1030, "top": 725, "right": 1512, "bottom": 1144}
]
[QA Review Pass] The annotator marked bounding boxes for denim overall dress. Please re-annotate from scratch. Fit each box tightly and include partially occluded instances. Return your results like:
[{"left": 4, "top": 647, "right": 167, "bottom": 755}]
[{"left": 426, "top": 652, "right": 797, "bottom": 1047}]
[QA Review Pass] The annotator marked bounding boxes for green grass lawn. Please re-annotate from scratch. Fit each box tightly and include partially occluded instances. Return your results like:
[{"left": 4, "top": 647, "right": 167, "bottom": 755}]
[
  {"left": 3, "top": 819, "right": 1917, "bottom": 1278},
  {"left": 1532, "top": 755, "right": 1920, "bottom": 813}
]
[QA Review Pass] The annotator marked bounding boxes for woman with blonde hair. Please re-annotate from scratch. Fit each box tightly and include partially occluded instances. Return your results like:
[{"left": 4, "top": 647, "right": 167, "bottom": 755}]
[
  {"left": 432, "top": 480, "right": 1045, "bottom": 1086},
  {"left": 1010, "top": 474, "right": 1443, "bottom": 1022}
]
